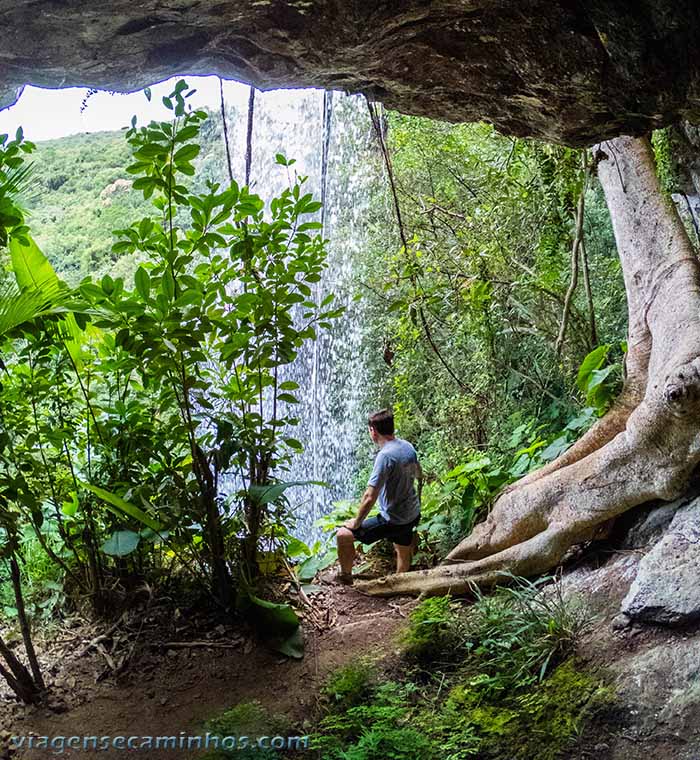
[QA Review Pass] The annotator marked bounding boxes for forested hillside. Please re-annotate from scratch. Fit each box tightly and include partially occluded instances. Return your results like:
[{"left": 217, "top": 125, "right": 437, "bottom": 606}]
[{"left": 25, "top": 112, "right": 226, "bottom": 283}]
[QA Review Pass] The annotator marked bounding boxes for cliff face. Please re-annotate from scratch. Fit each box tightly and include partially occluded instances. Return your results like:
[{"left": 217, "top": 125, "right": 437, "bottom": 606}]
[{"left": 1, "top": 1, "right": 699, "bottom": 145}]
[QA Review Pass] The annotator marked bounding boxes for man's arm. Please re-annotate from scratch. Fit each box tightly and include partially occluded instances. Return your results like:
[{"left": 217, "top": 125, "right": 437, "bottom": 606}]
[{"left": 344, "top": 486, "right": 379, "bottom": 531}]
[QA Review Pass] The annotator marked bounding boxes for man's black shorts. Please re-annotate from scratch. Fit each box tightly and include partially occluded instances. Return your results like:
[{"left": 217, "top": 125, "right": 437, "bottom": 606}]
[{"left": 350, "top": 513, "right": 421, "bottom": 547}]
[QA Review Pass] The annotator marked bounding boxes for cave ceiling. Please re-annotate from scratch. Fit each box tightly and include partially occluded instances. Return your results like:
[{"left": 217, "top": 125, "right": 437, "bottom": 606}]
[{"left": 1, "top": 1, "right": 698, "bottom": 145}]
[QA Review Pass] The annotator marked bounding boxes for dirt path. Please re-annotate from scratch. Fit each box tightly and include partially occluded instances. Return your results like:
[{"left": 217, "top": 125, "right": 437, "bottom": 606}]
[{"left": 1, "top": 581, "right": 415, "bottom": 759}]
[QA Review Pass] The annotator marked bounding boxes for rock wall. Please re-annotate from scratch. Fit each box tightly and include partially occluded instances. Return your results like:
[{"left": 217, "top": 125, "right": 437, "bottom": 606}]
[
  {"left": 558, "top": 495, "right": 700, "bottom": 759},
  {"left": 1, "top": 1, "right": 700, "bottom": 144}
]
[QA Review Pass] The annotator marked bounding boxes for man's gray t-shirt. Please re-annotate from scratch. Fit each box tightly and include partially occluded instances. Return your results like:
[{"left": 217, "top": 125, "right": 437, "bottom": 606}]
[{"left": 367, "top": 438, "right": 420, "bottom": 525}]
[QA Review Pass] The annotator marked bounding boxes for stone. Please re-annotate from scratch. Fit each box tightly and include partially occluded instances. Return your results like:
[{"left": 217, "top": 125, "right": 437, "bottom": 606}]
[
  {"left": 611, "top": 613, "right": 631, "bottom": 631},
  {"left": 621, "top": 494, "right": 692, "bottom": 550},
  {"left": 621, "top": 497, "right": 700, "bottom": 626},
  {"left": 613, "top": 635, "right": 700, "bottom": 738},
  {"left": 1, "top": 2, "right": 700, "bottom": 145},
  {"left": 559, "top": 553, "right": 641, "bottom": 618}
]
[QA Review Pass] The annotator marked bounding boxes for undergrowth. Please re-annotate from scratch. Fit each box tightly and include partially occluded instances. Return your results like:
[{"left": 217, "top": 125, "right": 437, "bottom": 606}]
[
  {"left": 313, "top": 576, "right": 614, "bottom": 760},
  {"left": 200, "top": 700, "right": 294, "bottom": 759}
]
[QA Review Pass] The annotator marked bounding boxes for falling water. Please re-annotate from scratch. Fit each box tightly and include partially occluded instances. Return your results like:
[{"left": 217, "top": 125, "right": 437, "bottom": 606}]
[{"left": 213, "top": 83, "right": 379, "bottom": 544}]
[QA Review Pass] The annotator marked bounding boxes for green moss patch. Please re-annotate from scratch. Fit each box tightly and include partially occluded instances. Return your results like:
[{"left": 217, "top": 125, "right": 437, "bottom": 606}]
[{"left": 313, "top": 583, "right": 615, "bottom": 760}]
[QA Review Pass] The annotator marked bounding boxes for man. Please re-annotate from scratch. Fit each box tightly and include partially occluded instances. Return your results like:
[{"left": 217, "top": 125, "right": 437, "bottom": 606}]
[{"left": 335, "top": 409, "right": 422, "bottom": 585}]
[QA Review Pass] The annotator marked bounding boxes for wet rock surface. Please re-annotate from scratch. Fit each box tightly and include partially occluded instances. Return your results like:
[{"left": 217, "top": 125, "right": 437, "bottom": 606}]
[{"left": 1, "top": 1, "right": 700, "bottom": 144}]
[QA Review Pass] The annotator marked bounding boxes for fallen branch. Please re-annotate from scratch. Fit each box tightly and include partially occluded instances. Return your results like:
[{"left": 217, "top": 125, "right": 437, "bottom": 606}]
[{"left": 77, "top": 613, "right": 126, "bottom": 658}]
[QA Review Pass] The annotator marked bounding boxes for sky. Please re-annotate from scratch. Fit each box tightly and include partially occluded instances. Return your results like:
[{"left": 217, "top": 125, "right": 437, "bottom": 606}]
[{"left": 0, "top": 76, "right": 265, "bottom": 142}]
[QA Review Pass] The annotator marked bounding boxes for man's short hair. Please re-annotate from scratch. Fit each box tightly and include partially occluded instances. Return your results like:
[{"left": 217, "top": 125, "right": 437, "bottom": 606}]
[{"left": 368, "top": 409, "right": 394, "bottom": 436}]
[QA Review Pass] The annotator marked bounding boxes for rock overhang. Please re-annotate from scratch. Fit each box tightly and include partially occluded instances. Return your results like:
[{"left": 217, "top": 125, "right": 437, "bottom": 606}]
[{"left": 0, "top": 1, "right": 699, "bottom": 145}]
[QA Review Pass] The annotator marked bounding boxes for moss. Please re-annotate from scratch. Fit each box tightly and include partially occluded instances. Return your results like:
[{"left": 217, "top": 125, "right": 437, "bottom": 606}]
[
  {"left": 651, "top": 127, "right": 684, "bottom": 195},
  {"left": 201, "top": 700, "right": 291, "bottom": 759},
  {"left": 436, "top": 660, "right": 614, "bottom": 760},
  {"left": 322, "top": 659, "right": 377, "bottom": 710},
  {"left": 399, "top": 595, "right": 465, "bottom": 663}
]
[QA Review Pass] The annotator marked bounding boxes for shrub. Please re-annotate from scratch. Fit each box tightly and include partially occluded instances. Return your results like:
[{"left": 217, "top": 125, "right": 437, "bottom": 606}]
[{"left": 315, "top": 679, "right": 437, "bottom": 760}]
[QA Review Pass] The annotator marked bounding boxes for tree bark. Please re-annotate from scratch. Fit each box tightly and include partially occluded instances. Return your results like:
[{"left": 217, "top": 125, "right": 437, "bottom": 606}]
[
  {"left": 9, "top": 555, "right": 45, "bottom": 690},
  {"left": 0, "top": 631, "right": 41, "bottom": 703},
  {"left": 359, "top": 135, "right": 700, "bottom": 597}
]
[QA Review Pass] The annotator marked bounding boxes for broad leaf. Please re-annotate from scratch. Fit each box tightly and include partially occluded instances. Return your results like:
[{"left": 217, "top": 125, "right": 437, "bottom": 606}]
[
  {"left": 246, "top": 593, "right": 304, "bottom": 659},
  {"left": 576, "top": 344, "right": 610, "bottom": 393},
  {"left": 101, "top": 530, "right": 140, "bottom": 557},
  {"left": 9, "top": 234, "right": 58, "bottom": 291},
  {"left": 297, "top": 549, "right": 337, "bottom": 583},
  {"left": 248, "top": 480, "right": 326, "bottom": 506}
]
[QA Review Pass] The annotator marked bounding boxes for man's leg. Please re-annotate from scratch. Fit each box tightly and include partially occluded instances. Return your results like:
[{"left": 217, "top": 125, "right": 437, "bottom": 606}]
[
  {"left": 393, "top": 542, "right": 413, "bottom": 573},
  {"left": 336, "top": 527, "right": 356, "bottom": 577}
]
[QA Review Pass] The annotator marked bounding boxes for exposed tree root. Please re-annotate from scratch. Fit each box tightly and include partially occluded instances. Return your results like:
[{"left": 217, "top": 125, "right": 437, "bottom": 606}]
[{"left": 358, "top": 136, "right": 700, "bottom": 598}]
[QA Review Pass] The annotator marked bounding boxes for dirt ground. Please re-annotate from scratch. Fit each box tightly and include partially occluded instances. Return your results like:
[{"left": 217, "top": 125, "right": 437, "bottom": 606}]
[
  {"left": 0, "top": 575, "right": 416, "bottom": 759},
  {"left": 4, "top": 546, "right": 699, "bottom": 760}
]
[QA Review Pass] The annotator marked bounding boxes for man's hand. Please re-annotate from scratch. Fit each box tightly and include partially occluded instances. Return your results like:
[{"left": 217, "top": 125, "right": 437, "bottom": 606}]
[{"left": 343, "top": 486, "right": 378, "bottom": 533}]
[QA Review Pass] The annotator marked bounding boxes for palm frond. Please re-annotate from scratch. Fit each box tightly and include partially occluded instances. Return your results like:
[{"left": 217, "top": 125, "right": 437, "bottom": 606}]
[{"left": 0, "top": 278, "right": 66, "bottom": 338}]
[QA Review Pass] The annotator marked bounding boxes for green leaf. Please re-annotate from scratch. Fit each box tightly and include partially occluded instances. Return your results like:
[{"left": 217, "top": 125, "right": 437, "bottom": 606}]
[
  {"left": 0, "top": 278, "right": 66, "bottom": 339},
  {"left": 101, "top": 273, "right": 114, "bottom": 295},
  {"left": 174, "top": 125, "right": 199, "bottom": 143},
  {"left": 285, "top": 536, "right": 310, "bottom": 559},
  {"left": 247, "top": 480, "right": 325, "bottom": 506},
  {"left": 297, "top": 550, "right": 337, "bottom": 583},
  {"left": 161, "top": 269, "right": 175, "bottom": 300},
  {"left": 576, "top": 345, "right": 610, "bottom": 393},
  {"left": 275, "top": 626, "right": 304, "bottom": 659},
  {"left": 62, "top": 491, "right": 79, "bottom": 518},
  {"left": 101, "top": 530, "right": 140, "bottom": 557},
  {"left": 540, "top": 435, "right": 572, "bottom": 462},
  {"left": 83, "top": 483, "right": 162, "bottom": 532},
  {"left": 174, "top": 144, "right": 200, "bottom": 163},
  {"left": 9, "top": 234, "right": 59, "bottom": 292},
  {"left": 134, "top": 266, "right": 150, "bottom": 300},
  {"left": 246, "top": 593, "right": 304, "bottom": 659}
]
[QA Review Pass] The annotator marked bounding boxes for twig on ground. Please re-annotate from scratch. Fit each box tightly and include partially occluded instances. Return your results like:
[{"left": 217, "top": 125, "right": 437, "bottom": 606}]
[{"left": 77, "top": 613, "right": 126, "bottom": 658}]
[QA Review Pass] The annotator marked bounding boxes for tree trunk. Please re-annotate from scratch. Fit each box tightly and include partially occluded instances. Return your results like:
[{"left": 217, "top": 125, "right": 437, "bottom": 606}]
[
  {"left": 9, "top": 555, "right": 45, "bottom": 690},
  {"left": 359, "top": 135, "right": 700, "bottom": 597},
  {"left": 194, "top": 444, "right": 234, "bottom": 610},
  {"left": 0, "top": 631, "right": 42, "bottom": 703}
]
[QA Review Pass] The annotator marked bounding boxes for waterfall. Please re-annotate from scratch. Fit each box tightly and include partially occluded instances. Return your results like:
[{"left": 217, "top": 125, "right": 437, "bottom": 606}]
[{"left": 214, "top": 83, "right": 378, "bottom": 545}]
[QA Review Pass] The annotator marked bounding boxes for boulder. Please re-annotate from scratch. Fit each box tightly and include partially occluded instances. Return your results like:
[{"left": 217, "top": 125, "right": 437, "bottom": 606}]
[{"left": 621, "top": 497, "right": 700, "bottom": 626}]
